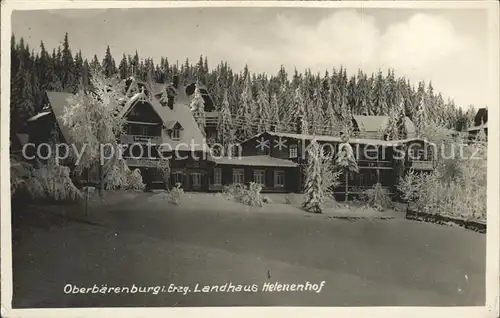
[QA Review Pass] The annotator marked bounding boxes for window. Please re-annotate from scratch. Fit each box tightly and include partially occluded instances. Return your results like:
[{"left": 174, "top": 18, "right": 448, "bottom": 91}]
[
  {"left": 172, "top": 171, "right": 184, "bottom": 187},
  {"left": 213, "top": 168, "right": 222, "bottom": 185},
  {"left": 359, "top": 170, "right": 378, "bottom": 186},
  {"left": 88, "top": 163, "right": 100, "bottom": 183},
  {"left": 129, "top": 125, "right": 141, "bottom": 135},
  {"left": 274, "top": 170, "right": 285, "bottom": 188},
  {"left": 172, "top": 128, "right": 181, "bottom": 140},
  {"left": 364, "top": 146, "right": 379, "bottom": 160},
  {"left": 232, "top": 169, "right": 244, "bottom": 184},
  {"left": 408, "top": 147, "right": 424, "bottom": 160},
  {"left": 191, "top": 172, "right": 202, "bottom": 187},
  {"left": 151, "top": 169, "right": 164, "bottom": 183},
  {"left": 289, "top": 145, "right": 298, "bottom": 158},
  {"left": 253, "top": 170, "right": 265, "bottom": 185}
]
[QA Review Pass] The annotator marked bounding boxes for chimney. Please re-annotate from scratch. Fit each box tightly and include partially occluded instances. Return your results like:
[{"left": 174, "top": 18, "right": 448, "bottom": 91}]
[{"left": 173, "top": 74, "right": 179, "bottom": 89}]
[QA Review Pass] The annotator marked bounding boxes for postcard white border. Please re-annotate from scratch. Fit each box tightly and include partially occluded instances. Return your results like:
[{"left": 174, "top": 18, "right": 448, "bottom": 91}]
[{"left": 1, "top": 1, "right": 498, "bottom": 318}]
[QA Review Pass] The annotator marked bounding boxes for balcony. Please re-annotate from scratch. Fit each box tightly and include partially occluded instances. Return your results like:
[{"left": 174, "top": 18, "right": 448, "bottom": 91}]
[
  {"left": 357, "top": 160, "right": 393, "bottom": 169},
  {"left": 407, "top": 160, "right": 434, "bottom": 170},
  {"left": 120, "top": 134, "right": 162, "bottom": 145},
  {"left": 194, "top": 112, "right": 219, "bottom": 127},
  {"left": 124, "top": 157, "right": 160, "bottom": 168}
]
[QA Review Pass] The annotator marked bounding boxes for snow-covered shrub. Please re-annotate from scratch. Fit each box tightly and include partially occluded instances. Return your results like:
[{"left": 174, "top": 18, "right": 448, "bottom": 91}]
[
  {"left": 397, "top": 138, "right": 487, "bottom": 221},
  {"left": 10, "top": 156, "right": 35, "bottom": 198},
  {"left": 18, "top": 160, "right": 83, "bottom": 203},
  {"left": 149, "top": 159, "right": 170, "bottom": 189},
  {"left": 222, "top": 183, "right": 263, "bottom": 207},
  {"left": 262, "top": 196, "right": 273, "bottom": 204},
  {"left": 168, "top": 183, "right": 184, "bottom": 205},
  {"left": 284, "top": 193, "right": 293, "bottom": 205},
  {"left": 221, "top": 183, "right": 246, "bottom": 201},
  {"left": 11, "top": 153, "right": 81, "bottom": 203},
  {"left": 127, "top": 168, "right": 145, "bottom": 190},
  {"left": 246, "top": 182, "right": 263, "bottom": 207},
  {"left": 104, "top": 159, "right": 145, "bottom": 190},
  {"left": 361, "top": 183, "right": 393, "bottom": 211},
  {"left": 104, "top": 160, "right": 129, "bottom": 190}
]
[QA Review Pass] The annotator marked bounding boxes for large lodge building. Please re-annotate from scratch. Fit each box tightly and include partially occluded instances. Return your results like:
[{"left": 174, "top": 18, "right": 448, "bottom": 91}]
[{"left": 20, "top": 75, "right": 445, "bottom": 198}]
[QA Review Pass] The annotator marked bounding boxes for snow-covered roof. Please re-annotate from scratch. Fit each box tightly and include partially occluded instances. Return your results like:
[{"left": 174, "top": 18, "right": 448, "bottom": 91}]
[
  {"left": 43, "top": 91, "right": 76, "bottom": 141},
  {"left": 27, "top": 111, "right": 52, "bottom": 122},
  {"left": 41, "top": 87, "right": 208, "bottom": 152},
  {"left": 212, "top": 155, "right": 298, "bottom": 167},
  {"left": 262, "top": 131, "right": 399, "bottom": 146},
  {"left": 473, "top": 108, "right": 487, "bottom": 126},
  {"left": 164, "top": 120, "right": 181, "bottom": 130},
  {"left": 353, "top": 115, "right": 416, "bottom": 137}
]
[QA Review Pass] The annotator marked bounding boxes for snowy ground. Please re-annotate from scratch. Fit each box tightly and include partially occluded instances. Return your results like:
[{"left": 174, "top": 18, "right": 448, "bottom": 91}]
[
  {"left": 11, "top": 190, "right": 485, "bottom": 307},
  {"left": 147, "top": 191, "right": 404, "bottom": 219}
]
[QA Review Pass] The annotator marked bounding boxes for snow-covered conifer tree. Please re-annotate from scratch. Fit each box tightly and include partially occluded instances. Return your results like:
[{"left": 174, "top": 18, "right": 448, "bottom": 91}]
[
  {"left": 269, "top": 93, "right": 280, "bottom": 132},
  {"left": 159, "top": 88, "right": 169, "bottom": 106},
  {"left": 217, "top": 90, "right": 235, "bottom": 155},
  {"left": 382, "top": 89, "right": 404, "bottom": 140},
  {"left": 302, "top": 139, "right": 324, "bottom": 213},
  {"left": 311, "top": 88, "right": 325, "bottom": 134},
  {"left": 256, "top": 89, "right": 271, "bottom": 132},
  {"left": 324, "top": 83, "right": 340, "bottom": 136},
  {"left": 340, "top": 84, "right": 353, "bottom": 137},
  {"left": 415, "top": 86, "right": 427, "bottom": 137},
  {"left": 291, "top": 87, "right": 308, "bottom": 134},
  {"left": 190, "top": 83, "right": 206, "bottom": 130},
  {"left": 239, "top": 74, "right": 256, "bottom": 138},
  {"left": 382, "top": 108, "right": 399, "bottom": 140},
  {"left": 335, "top": 137, "right": 359, "bottom": 202}
]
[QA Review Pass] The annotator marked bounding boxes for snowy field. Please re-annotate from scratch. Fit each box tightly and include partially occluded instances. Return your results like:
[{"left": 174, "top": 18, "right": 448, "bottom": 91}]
[{"left": 11, "top": 191, "right": 485, "bottom": 307}]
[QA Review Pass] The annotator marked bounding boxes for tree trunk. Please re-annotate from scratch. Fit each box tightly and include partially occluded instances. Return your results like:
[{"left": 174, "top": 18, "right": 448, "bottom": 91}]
[
  {"left": 99, "top": 163, "right": 104, "bottom": 198},
  {"left": 345, "top": 170, "right": 349, "bottom": 203}
]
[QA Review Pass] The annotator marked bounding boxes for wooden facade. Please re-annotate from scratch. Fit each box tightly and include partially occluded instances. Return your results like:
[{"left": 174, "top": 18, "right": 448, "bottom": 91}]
[
  {"left": 207, "top": 156, "right": 300, "bottom": 193},
  {"left": 23, "top": 80, "right": 436, "bottom": 199},
  {"left": 233, "top": 132, "right": 436, "bottom": 196}
]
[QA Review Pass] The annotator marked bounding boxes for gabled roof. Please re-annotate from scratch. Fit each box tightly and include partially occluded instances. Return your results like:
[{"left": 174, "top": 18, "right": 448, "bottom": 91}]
[
  {"left": 119, "top": 92, "right": 165, "bottom": 124},
  {"left": 122, "top": 79, "right": 207, "bottom": 151},
  {"left": 37, "top": 87, "right": 208, "bottom": 152},
  {"left": 164, "top": 120, "right": 181, "bottom": 130},
  {"left": 353, "top": 115, "right": 416, "bottom": 137},
  {"left": 474, "top": 108, "right": 487, "bottom": 126},
  {"left": 45, "top": 91, "right": 77, "bottom": 142},
  {"left": 212, "top": 155, "right": 298, "bottom": 167}
]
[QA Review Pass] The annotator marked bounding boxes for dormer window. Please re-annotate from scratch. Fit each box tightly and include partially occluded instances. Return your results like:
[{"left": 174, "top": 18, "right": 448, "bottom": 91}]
[
  {"left": 172, "top": 128, "right": 181, "bottom": 140},
  {"left": 166, "top": 121, "right": 183, "bottom": 141}
]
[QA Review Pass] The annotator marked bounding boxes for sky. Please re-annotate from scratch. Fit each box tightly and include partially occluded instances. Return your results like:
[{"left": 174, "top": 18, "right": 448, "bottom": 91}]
[{"left": 12, "top": 7, "right": 491, "bottom": 109}]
